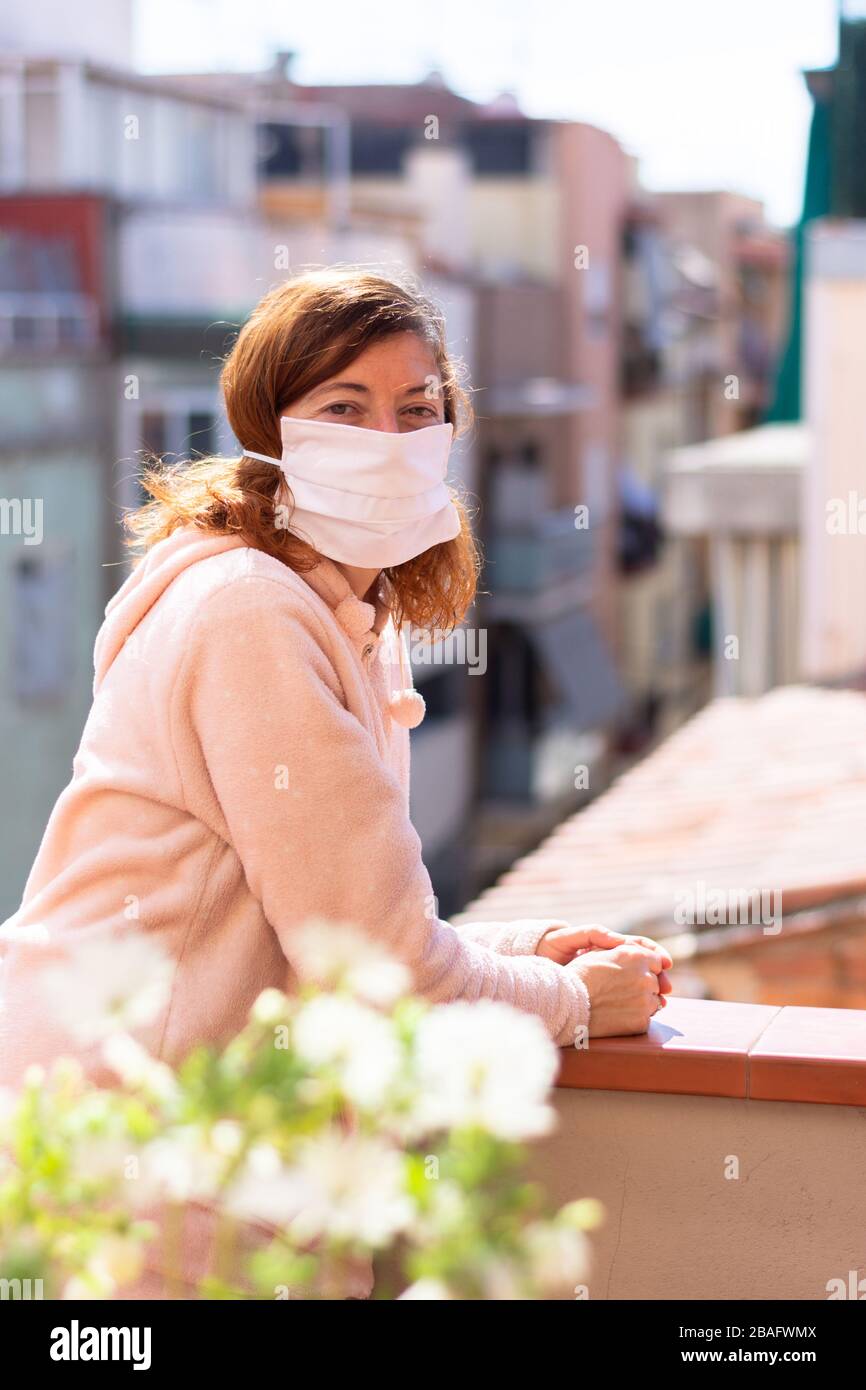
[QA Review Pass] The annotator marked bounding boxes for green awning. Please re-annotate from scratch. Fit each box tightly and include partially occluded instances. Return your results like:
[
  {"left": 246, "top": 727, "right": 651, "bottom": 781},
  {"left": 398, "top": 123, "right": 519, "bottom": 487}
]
[{"left": 765, "top": 83, "right": 832, "bottom": 424}]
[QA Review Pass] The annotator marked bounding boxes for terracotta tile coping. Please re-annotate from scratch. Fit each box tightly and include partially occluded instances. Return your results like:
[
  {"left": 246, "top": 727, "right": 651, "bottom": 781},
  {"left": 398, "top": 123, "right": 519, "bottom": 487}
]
[{"left": 556, "top": 997, "right": 866, "bottom": 1106}]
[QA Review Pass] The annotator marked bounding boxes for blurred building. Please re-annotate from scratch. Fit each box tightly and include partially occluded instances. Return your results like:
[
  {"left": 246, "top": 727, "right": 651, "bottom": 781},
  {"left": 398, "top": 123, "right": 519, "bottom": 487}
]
[
  {"left": 0, "top": 193, "right": 110, "bottom": 913},
  {"left": 654, "top": 190, "right": 789, "bottom": 437},
  {"left": 0, "top": 50, "right": 263, "bottom": 915},
  {"left": 618, "top": 185, "right": 789, "bottom": 739},
  {"left": 663, "top": 12, "right": 866, "bottom": 704},
  {"left": 0, "top": 0, "right": 134, "bottom": 69}
]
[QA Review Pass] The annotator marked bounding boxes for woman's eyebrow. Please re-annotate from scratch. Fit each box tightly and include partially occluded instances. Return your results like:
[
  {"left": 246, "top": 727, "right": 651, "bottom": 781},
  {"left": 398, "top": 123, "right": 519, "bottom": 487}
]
[
  {"left": 312, "top": 380, "right": 370, "bottom": 395},
  {"left": 311, "top": 380, "right": 436, "bottom": 398}
]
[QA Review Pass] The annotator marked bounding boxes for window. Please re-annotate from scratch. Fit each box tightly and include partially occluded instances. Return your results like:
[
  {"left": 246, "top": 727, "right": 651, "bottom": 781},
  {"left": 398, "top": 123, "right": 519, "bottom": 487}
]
[
  {"left": 11, "top": 316, "right": 39, "bottom": 348},
  {"left": 137, "top": 406, "right": 217, "bottom": 461},
  {"left": 460, "top": 122, "right": 535, "bottom": 176},
  {"left": 349, "top": 123, "right": 413, "bottom": 175},
  {"left": 486, "top": 624, "right": 538, "bottom": 725},
  {"left": 140, "top": 410, "right": 167, "bottom": 457},
  {"left": 414, "top": 666, "right": 464, "bottom": 722},
  {"left": 258, "top": 122, "right": 328, "bottom": 179},
  {"left": 124, "top": 396, "right": 221, "bottom": 508},
  {"left": 12, "top": 550, "right": 74, "bottom": 705},
  {"left": 187, "top": 411, "right": 216, "bottom": 458}
]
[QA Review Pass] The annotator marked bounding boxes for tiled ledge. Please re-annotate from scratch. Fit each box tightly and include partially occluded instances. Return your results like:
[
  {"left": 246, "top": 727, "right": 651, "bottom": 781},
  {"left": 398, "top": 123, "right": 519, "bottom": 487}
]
[{"left": 557, "top": 997, "right": 866, "bottom": 1106}]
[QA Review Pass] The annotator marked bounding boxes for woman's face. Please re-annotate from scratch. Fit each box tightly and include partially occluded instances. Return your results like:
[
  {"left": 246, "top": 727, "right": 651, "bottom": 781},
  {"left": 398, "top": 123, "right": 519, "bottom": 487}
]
[{"left": 286, "top": 331, "right": 445, "bottom": 434}]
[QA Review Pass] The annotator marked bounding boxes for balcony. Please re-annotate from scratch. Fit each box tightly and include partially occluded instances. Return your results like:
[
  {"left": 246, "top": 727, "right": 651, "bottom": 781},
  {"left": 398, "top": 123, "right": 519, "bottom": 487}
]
[
  {"left": 0, "top": 291, "right": 99, "bottom": 356},
  {"left": 118, "top": 207, "right": 277, "bottom": 329},
  {"left": 663, "top": 422, "right": 805, "bottom": 697},
  {"left": 118, "top": 206, "right": 419, "bottom": 347},
  {"left": 531, "top": 996, "right": 866, "bottom": 1299},
  {"left": 458, "top": 680, "right": 866, "bottom": 1298}
]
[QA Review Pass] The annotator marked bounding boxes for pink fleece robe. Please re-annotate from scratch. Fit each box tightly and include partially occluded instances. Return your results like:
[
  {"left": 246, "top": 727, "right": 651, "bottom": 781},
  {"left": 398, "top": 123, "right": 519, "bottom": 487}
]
[
  {"left": 0, "top": 527, "right": 594, "bottom": 1295},
  {"left": 0, "top": 528, "right": 590, "bottom": 1089}
]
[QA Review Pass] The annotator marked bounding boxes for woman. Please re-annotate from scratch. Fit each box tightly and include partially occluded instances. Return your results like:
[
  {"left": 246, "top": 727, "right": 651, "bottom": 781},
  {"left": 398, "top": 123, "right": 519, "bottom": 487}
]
[{"left": 0, "top": 268, "right": 671, "bottom": 1091}]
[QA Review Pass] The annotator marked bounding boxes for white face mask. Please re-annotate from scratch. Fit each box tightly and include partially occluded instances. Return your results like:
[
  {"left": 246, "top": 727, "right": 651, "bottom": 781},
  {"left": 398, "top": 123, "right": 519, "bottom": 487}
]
[{"left": 242, "top": 416, "right": 461, "bottom": 568}]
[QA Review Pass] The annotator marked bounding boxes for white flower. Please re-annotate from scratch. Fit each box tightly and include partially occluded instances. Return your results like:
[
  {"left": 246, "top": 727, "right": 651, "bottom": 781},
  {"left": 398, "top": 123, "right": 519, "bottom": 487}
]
[
  {"left": 291, "top": 1133, "right": 413, "bottom": 1247},
  {"left": 223, "top": 1143, "right": 301, "bottom": 1229},
  {"left": 50, "top": 1058, "right": 86, "bottom": 1093},
  {"left": 559, "top": 1197, "right": 605, "bottom": 1232},
  {"left": 410, "top": 1001, "right": 558, "bottom": 1141},
  {"left": 211, "top": 1120, "right": 244, "bottom": 1158},
  {"left": 398, "top": 1278, "right": 455, "bottom": 1300},
  {"left": 482, "top": 1257, "right": 529, "bottom": 1301},
  {"left": 40, "top": 934, "right": 172, "bottom": 1044},
  {"left": 228, "top": 1132, "right": 412, "bottom": 1249},
  {"left": 525, "top": 1221, "right": 590, "bottom": 1293},
  {"left": 74, "top": 1133, "right": 136, "bottom": 1186},
  {"left": 406, "top": 1179, "right": 467, "bottom": 1242},
  {"left": 63, "top": 1274, "right": 104, "bottom": 1300},
  {"left": 293, "top": 995, "right": 402, "bottom": 1109},
  {"left": 136, "top": 1127, "right": 226, "bottom": 1205},
  {"left": 292, "top": 919, "right": 410, "bottom": 1006},
  {"left": 86, "top": 1234, "right": 145, "bottom": 1292},
  {"left": 251, "top": 988, "right": 289, "bottom": 1025},
  {"left": 100, "top": 1033, "right": 177, "bottom": 1101}
]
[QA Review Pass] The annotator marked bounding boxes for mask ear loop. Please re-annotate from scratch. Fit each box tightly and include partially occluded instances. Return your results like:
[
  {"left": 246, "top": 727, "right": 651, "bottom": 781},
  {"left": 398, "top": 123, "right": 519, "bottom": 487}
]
[
  {"left": 241, "top": 449, "right": 283, "bottom": 468},
  {"left": 243, "top": 451, "right": 309, "bottom": 545}
]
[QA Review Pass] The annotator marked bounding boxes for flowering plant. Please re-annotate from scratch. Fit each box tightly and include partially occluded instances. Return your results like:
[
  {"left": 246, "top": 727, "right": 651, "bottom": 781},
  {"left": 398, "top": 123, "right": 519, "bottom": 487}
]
[{"left": 0, "top": 922, "right": 601, "bottom": 1300}]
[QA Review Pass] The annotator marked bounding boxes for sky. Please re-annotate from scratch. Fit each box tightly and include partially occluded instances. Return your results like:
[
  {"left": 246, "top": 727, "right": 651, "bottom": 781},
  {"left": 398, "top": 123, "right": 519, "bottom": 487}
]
[{"left": 135, "top": 0, "right": 840, "bottom": 228}]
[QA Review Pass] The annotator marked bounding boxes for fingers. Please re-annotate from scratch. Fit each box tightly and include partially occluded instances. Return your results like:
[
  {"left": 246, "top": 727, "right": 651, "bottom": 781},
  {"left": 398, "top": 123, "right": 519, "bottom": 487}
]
[
  {"left": 538, "top": 924, "right": 628, "bottom": 963},
  {"left": 627, "top": 934, "right": 674, "bottom": 969},
  {"left": 547, "top": 934, "right": 678, "bottom": 967},
  {"left": 545, "top": 925, "right": 673, "bottom": 969},
  {"left": 581, "top": 926, "right": 628, "bottom": 950},
  {"left": 625, "top": 947, "right": 671, "bottom": 1020},
  {"left": 613, "top": 942, "right": 667, "bottom": 974},
  {"left": 545, "top": 924, "right": 626, "bottom": 948}
]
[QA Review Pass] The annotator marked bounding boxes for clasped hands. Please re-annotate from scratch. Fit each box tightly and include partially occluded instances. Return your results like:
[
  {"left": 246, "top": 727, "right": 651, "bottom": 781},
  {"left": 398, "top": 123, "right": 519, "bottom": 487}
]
[{"left": 536, "top": 922, "right": 673, "bottom": 1037}]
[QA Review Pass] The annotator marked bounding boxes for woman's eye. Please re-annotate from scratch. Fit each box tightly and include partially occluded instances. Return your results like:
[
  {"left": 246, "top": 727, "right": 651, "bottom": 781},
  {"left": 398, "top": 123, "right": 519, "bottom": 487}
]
[
  {"left": 404, "top": 406, "right": 439, "bottom": 420},
  {"left": 323, "top": 402, "right": 356, "bottom": 417}
]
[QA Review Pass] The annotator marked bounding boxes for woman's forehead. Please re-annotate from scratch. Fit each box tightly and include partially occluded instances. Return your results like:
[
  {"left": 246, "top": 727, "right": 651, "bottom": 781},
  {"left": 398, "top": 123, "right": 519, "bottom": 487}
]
[{"left": 320, "top": 334, "right": 439, "bottom": 387}]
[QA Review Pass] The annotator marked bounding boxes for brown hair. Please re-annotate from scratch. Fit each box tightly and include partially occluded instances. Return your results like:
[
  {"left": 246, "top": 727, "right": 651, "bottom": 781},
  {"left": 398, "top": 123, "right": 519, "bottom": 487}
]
[{"left": 124, "top": 267, "right": 479, "bottom": 632}]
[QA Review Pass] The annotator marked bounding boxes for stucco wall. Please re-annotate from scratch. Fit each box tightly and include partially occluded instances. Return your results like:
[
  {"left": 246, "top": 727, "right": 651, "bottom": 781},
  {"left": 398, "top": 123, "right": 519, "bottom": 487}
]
[{"left": 529, "top": 1086, "right": 866, "bottom": 1300}]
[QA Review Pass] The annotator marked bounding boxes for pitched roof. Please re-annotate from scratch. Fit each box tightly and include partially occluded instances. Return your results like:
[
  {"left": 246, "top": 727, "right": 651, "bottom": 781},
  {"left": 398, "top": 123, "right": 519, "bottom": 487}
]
[{"left": 456, "top": 686, "right": 866, "bottom": 934}]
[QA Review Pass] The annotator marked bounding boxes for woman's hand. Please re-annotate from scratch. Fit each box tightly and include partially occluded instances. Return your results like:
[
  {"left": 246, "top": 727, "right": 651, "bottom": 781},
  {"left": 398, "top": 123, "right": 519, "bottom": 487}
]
[
  {"left": 536, "top": 921, "right": 672, "bottom": 971},
  {"left": 535, "top": 922, "right": 673, "bottom": 1037},
  {"left": 568, "top": 942, "right": 672, "bottom": 1037}
]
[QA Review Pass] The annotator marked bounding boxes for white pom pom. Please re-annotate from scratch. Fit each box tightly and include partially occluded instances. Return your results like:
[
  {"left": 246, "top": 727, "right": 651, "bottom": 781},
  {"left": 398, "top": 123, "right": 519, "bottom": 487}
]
[{"left": 388, "top": 688, "right": 425, "bottom": 729}]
